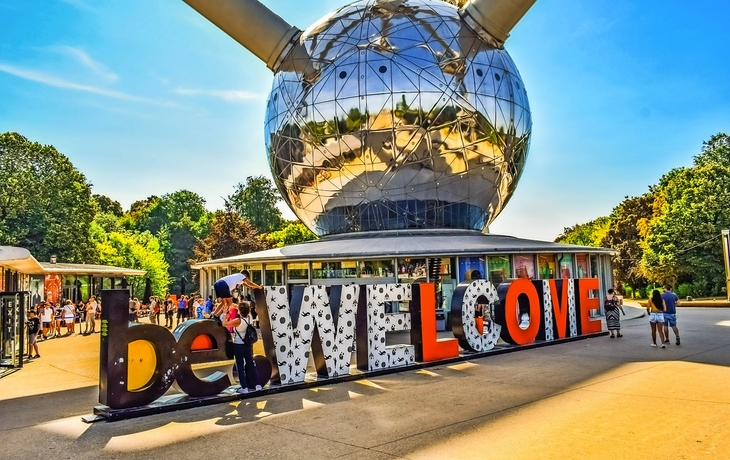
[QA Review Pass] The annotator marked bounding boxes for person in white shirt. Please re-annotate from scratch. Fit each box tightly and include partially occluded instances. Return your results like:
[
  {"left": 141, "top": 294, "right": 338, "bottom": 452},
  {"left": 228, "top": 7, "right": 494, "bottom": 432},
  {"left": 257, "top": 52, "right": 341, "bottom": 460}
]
[
  {"left": 86, "top": 296, "right": 98, "bottom": 334},
  {"left": 213, "top": 270, "right": 262, "bottom": 311},
  {"left": 40, "top": 301, "right": 53, "bottom": 339},
  {"left": 63, "top": 300, "right": 76, "bottom": 335}
]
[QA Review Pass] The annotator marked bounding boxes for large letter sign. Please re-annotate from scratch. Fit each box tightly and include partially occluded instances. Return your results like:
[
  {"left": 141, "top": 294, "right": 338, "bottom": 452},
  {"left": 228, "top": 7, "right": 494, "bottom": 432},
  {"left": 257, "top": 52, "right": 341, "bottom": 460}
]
[
  {"left": 410, "top": 283, "right": 459, "bottom": 362},
  {"left": 357, "top": 284, "right": 415, "bottom": 371},
  {"left": 99, "top": 277, "right": 607, "bottom": 415},
  {"left": 99, "top": 290, "right": 232, "bottom": 409},
  {"left": 256, "top": 284, "right": 359, "bottom": 384},
  {"left": 451, "top": 280, "right": 502, "bottom": 352}
]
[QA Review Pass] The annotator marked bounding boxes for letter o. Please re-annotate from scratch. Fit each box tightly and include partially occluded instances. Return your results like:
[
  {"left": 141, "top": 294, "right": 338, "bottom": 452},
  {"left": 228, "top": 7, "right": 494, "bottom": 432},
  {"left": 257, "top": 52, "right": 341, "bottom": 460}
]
[{"left": 504, "top": 278, "right": 541, "bottom": 345}]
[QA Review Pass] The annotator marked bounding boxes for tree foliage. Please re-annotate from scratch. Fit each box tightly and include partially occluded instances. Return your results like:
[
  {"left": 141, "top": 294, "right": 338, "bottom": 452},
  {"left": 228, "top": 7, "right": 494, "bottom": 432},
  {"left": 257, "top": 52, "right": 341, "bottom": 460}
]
[
  {"left": 264, "top": 221, "right": 317, "bottom": 248},
  {"left": 92, "top": 194, "right": 123, "bottom": 217},
  {"left": 192, "top": 209, "right": 267, "bottom": 263},
  {"left": 555, "top": 132, "right": 730, "bottom": 297},
  {"left": 90, "top": 221, "right": 170, "bottom": 298},
  {"left": 641, "top": 164, "right": 730, "bottom": 294},
  {"left": 602, "top": 193, "right": 654, "bottom": 292},
  {"left": 554, "top": 216, "right": 612, "bottom": 247},
  {"left": 0, "top": 132, "right": 96, "bottom": 262},
  {"left": 228, "top": 176, "right": 284, "bottom": 233},
  {"left": 693, "top": 133, "right": 730, "bottom": 168}
]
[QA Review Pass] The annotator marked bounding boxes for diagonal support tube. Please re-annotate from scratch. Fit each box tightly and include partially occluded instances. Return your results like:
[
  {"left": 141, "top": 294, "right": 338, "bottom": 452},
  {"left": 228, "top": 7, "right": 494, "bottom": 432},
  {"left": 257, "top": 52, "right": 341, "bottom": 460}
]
[
  {"left": 181, "top": 0, "right": 309, "bottom": 73},
  {"left": 460, "top": 0, "right": 538, "bottom": 47}
]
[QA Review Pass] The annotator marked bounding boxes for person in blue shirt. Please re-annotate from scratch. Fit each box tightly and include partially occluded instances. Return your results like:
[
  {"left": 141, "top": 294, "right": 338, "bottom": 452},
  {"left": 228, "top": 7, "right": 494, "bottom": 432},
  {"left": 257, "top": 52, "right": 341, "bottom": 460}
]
[
  {"left": 661, "top": 284, "right": 681, "bottom": 345},
  {"left": 205, "top": 296, "right": 213, "bottom": 316}
]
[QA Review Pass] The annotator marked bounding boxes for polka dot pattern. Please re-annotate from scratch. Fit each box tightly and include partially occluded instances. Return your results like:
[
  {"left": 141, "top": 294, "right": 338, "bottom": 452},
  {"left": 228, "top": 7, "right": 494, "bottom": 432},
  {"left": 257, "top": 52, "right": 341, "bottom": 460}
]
[{"left": 365, "top": 284, "right": 415, "bottom": 371}]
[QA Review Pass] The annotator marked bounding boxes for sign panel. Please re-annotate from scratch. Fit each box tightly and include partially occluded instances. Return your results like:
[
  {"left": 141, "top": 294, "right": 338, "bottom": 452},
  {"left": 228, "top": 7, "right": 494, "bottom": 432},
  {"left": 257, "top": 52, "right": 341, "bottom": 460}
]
[{"left": 98, "top": 278, "right": 603, "bottom": 410}]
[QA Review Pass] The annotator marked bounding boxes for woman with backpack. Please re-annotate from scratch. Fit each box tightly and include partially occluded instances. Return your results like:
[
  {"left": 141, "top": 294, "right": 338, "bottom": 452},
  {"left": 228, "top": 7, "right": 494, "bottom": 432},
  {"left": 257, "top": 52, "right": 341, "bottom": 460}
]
[{"left": 222, "top": 302, "right": 262, "bottom": 394}]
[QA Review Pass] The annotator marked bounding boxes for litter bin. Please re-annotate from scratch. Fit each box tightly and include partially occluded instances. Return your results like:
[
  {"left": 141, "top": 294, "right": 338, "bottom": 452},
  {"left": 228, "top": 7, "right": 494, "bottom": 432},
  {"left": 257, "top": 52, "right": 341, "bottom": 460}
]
[{"left": 435, "top": 308, "right": 446, "bottom": 331}]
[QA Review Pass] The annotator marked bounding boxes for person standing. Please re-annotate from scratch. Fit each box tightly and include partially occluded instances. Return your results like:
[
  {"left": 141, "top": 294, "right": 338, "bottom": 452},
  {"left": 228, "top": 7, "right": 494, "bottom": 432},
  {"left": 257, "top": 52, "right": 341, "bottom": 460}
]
[
  {"left": 62, "top": 300, "right": 76, "bottom": 335},
  {"left": 150, "top": 296, "right": 159, "bottom": 325},
  {"left": 646, "top": 289, "right": 667, "bottom": 348},
  {"left": 76, "top": 300, "right": 86, "bottom": 334},
  {"left": 213, "top": 270, "right": 262, "bottom": 310},
  {"left": 86, "top": 296, "right": 98, "bottom": 334},
  {"left": 27, "top": 310, "right": 41, "bottom": 359},
  {"left": 604, "top": 288, "right": 625, "bottom": 338},
  {"left": 40, "top": 301, "right": 53, "bottom": 340},
  {"left": 661, "top": 284, "right": 681, "bottom": 345},
  {"left": 205, "top": 295, "right": 213, "bottom": 317},
  {"left": 177, "top": 295, "right": 189, "bottom": 326},
  {"left": 165, "top": 299, "right": 175, "bottom": 328},
  {"left": 222, "top": 303, "right": 262, "bottom": 394}
]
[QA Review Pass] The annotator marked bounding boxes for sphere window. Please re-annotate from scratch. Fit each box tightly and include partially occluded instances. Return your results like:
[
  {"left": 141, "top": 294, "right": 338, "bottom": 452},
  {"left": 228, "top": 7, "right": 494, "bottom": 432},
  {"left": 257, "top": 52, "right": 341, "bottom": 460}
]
[
  {"left": 339, "top": 71, "right": 347, "bottom": 79},
  {"left": 494, "top": 73, "right": 501, "bottom": 81},
  {"left": 476, "top": 68, "right": 483, "bottom": 77},
  {"left": 273, "top": 92, "right": 278, "bottom": 101},
  {"left": 378, "top": 65, "right": 387, "bottom": 74}
]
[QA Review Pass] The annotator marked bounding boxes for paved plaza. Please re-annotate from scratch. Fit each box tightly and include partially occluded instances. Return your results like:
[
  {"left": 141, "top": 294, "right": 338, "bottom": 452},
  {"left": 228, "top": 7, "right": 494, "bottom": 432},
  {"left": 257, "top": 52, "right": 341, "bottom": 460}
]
[{"left": 1, "top": 305, "right": 729, "bottom": 459}]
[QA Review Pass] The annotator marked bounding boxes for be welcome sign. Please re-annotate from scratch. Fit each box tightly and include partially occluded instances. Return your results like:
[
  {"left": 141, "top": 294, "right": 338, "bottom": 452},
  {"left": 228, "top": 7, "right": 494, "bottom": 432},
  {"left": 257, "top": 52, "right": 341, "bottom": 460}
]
[{"left": 97, "top": 278, "right": 603, "bottom": 412}]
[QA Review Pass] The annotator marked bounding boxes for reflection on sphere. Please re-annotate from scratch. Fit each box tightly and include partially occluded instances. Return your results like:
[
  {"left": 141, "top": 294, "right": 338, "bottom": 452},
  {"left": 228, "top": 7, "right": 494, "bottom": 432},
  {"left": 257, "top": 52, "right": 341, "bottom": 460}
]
[{"left": 265, "top": 0, "right": 531, "bottom": 236}]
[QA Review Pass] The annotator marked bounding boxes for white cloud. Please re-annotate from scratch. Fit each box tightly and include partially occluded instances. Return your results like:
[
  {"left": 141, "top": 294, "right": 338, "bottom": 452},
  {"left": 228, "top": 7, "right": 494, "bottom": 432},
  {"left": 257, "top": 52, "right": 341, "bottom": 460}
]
[
  {"left": 174, "top": 87, "right": 264, "bottom": 102},
  {"left": 0, "top": 62, "right": 174, "bottom": 106},
  {"left": 55, "top": 45, "right": 118, "bottom": 82}
]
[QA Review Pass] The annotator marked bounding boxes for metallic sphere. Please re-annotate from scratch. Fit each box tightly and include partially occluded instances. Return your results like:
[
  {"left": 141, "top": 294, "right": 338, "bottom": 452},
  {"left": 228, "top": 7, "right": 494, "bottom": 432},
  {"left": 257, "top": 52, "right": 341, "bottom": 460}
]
[{"left": 265, "top": 0, "right": 531, "bottom": 236}]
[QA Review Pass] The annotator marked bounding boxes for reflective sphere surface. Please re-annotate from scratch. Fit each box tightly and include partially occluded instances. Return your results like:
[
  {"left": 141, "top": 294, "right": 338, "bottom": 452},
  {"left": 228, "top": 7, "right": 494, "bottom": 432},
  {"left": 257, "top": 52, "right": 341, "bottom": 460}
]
[{"left": 265, "top": 0, "right": 531, "bottom": 236}]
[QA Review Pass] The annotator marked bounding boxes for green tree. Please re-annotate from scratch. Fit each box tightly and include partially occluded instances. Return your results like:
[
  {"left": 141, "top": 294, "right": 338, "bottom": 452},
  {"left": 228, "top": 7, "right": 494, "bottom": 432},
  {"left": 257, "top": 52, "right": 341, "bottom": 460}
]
[
  {"left": 554, "top": 216, "right": 612, "bottom": 247},
  {"left": 92, "top": 194, "right": 123, "bottom": 217},
  {"left": 119, "top": 191, "right": 210, "bottom": 294},
  {"left": 228, "top": 176, "right": 284, "bottom": 233},
  {"left": 693, "top": 132, "right": 730, "bottom": 167},
  {"left": 192, "top": 209, "right": 267, "bottom": 262},
  {"left": 264, "top": 221, "right": 317, "bottom": 248},
  {"left": 0, "top": 132, "right": 96, "bottom": 262},
  {"left": 90, "top": 222, "right": 170, "bottom": 298},
  {"left": 641, "top": 164, "right": 730, "bottom": 295},
  {"left": 602, "top": 193, "right": 654, "bottom": 294}
]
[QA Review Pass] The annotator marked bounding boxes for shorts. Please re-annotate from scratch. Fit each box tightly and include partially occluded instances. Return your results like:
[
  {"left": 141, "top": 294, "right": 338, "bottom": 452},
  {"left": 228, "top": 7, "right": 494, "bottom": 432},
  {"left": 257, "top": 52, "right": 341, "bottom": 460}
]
[
  {"left": 42, "top": 322, "right": 51, "bottom": 328},
  {"left": 664, "top": 313, "right": 677, "bottom": 327},
  {"left": 64, "top": 317, "right": 74, "bottom": 325},
  {"left": 29, "top": 333, "right": 37, "bottom": 344},
  {"left": 214, "top": 279, "right": 232, "bottom": 299},
  {"left": 649, "top": 312, "right": 664, "bottom": 323}
]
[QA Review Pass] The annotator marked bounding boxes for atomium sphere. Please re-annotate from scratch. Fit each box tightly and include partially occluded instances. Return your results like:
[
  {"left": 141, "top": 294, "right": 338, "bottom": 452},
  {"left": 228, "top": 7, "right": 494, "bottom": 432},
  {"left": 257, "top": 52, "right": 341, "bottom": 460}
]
[{"left": 265, "top": 0, "right": 531, "bottom": 236}]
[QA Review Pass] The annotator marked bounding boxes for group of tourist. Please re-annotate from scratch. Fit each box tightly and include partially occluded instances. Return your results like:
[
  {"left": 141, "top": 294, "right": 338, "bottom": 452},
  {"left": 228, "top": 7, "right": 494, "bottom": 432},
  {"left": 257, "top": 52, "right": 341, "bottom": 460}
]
[
  {"left": 605, "top": 284, "right": 681, "bottom": 347},
  {"left": 25, "top": 296, "right": 99, "bottom": 360}
]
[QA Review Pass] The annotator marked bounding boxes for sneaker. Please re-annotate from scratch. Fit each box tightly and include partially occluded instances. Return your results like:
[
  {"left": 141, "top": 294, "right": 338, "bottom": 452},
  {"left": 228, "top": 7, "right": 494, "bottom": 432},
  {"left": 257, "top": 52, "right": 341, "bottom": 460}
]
[
  {"left": 661, "top": 344, "right": 666, "bottom": 348},
  {"left": 617, "top": 334, "right": 623, "bottom": 338},
  {"left": 650, "top": 343, "right": 657, "bottom": 347},
  {"left": 676, "top": 337, "right": 681, "bottom": 345},
  {"left": 237, "top": 387, "right": 249, "bottom": 394},
  {"left": 255, "top": 385, "right": 262, "bottom": 391},
  {"left": 34, "top": 354, "right": 40, "bottom": 358}
]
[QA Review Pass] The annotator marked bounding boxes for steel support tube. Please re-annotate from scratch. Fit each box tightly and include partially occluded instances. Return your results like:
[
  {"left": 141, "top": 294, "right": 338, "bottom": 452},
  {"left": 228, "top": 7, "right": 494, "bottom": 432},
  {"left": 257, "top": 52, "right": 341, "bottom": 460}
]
[
  {"left": 182, "top": 0, "right": 303, "bottom": 72},
  {"left": 461, "top": 0, "right": 537, "bottom": 46}
]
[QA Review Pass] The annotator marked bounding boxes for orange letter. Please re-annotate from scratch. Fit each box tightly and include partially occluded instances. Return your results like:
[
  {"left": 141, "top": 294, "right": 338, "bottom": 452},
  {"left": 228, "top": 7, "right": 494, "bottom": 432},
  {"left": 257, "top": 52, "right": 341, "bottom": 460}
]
[
  {"left": 411, "top": 283, "right": 459, "bottom": 362},
  {"left": 501, "top": 279, "right": 540, "bottom": 345},
  {"left": 577, "top": 278, "right": 602, "bottom": 334}
]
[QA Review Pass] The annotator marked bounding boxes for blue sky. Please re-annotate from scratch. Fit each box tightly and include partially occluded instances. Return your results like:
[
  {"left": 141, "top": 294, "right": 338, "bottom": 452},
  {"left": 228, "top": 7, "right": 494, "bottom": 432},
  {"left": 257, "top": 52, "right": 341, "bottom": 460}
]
[{"left": 1, "top": 0, "right": 729, "bottom": 241}]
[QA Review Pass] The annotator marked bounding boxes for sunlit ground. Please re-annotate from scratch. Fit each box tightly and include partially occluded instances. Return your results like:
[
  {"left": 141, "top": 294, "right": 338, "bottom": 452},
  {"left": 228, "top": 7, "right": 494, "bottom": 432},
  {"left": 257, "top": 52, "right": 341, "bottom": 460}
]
[{"left": 5, "top": 307, "right": 730, "bottom": 459}]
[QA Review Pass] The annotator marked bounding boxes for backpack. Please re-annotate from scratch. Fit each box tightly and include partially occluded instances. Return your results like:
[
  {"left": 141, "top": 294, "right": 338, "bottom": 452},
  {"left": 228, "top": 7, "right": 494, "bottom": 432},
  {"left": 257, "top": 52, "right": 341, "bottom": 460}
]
[{"left": 235, "top": 319, "right": 259, "bottom": 345}]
